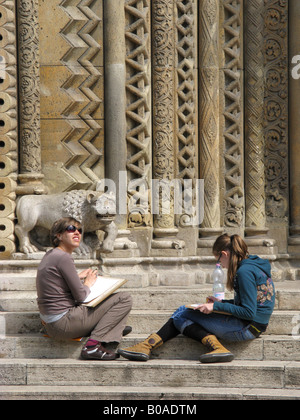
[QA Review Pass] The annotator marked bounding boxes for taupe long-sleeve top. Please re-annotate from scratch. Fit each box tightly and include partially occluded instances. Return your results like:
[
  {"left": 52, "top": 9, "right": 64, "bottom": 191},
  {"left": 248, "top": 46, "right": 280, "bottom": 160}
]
[{"left": 36, "top": 248, "right": 90, "bottom": 317}]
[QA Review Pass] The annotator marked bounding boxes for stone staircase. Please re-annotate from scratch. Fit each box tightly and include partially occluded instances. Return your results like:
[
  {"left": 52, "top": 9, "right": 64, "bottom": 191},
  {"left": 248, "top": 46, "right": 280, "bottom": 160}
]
[{"left": 1, "top": 268, "right": 300, "bottom": 400}]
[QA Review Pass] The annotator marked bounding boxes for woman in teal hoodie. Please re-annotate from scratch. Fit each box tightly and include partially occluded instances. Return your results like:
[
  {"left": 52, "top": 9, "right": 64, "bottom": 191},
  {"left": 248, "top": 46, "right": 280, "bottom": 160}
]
[{"left": 118, "top": 234, "right": 275, "bottom": 364}]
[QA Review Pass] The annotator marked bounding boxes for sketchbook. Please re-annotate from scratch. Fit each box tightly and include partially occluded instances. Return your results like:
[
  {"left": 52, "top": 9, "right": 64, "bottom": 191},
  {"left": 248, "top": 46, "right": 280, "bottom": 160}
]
[
  {"left": 82, "top": 276, "right": 128, "bottom": 308},
  {"left": 185, "top": 304, "right": 232, "bottom": 316}
]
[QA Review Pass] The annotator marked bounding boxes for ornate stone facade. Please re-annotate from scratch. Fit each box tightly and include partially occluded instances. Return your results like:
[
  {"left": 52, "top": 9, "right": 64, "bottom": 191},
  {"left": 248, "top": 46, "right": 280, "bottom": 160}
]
[{"left": 0, "top": 1, "right": 299, "bottom": 281}]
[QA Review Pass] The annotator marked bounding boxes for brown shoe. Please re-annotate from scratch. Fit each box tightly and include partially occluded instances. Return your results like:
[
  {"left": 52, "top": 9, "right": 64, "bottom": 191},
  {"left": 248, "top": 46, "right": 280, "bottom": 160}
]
[
  {"left": 200, "top": 335, "right": 234, "bottom": 364},
  {"left": 117, "top": 333, "right": 163, "bottom": 361},
  {"left": 81, "top": 343, "right": 117, "bottom": 361}
]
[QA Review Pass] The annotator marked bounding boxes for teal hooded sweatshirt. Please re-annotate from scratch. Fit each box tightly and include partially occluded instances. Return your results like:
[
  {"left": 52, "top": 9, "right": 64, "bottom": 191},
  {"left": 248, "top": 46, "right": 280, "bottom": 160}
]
[{"left": 213, "top": 255, "right": 275, "bottom": 326}]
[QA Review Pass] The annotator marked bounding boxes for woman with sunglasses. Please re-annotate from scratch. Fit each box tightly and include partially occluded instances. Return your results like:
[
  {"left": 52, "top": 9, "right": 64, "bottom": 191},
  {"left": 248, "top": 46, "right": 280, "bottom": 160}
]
[
  {"left": 36, "top": 217, "right": 133, "bottom": 360},
  {"left": 117, "top": 233, "right": 275, "bottom": 363}
]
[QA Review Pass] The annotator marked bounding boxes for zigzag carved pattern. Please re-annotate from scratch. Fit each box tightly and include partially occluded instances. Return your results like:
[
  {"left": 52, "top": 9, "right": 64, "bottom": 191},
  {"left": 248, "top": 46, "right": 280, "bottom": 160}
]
[
  {"left": 176, "top": 0, "right": 196, "bottom": 182},
  {"left": 60, "top": 0, "right": 103, "bottom": 190},
  {"left": 125, "top": 0, "right": 152, "bottom": 226},
  {"left": 245, "top": 0, "right": 266, "bottom": 228},
  {"left": 175, "top": 0, "right": 197, "bottom": 225},
  {"left": 199, "top": 0, "right": 220, "bottom": 229},
  {"left": 125, "top": 0, "right": 151, "bottom": 179},
  {"left": 223, "top": 0, "right": 244, "bottom": 228}
]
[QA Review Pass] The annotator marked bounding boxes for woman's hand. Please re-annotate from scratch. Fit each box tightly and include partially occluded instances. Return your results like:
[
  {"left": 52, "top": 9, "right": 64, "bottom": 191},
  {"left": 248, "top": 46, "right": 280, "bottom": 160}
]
[
  {"left": 194, "top": 302, "right": 214, "bottom": 314},
  {"left": 82, "top": 268, "right": 97, "bottom": 288},
  {"left": 206, "top": 295, "right": 222, "bottom": 303},
  {"left": 79, "top": 268, "right": 91, "bottom": 280}
]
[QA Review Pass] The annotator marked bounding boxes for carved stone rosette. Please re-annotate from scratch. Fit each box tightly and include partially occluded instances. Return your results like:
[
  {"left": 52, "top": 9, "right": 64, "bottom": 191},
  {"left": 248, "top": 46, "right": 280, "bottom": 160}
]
[
  {"left": 125, "top": 0, "right": 152, "bottom": 229},
  {"left": 244, "top": 0, "right": 268, "bottom": 238},
  {"left": 17, "top": 0, "right": 46, "bottom": 195},
  {"left": 0, "top": 0, "right": 18, "bottom": 258},
  {"left": 220, "top": 0, "right": 244, "bottom": 232},
  {"left": 264, "top": 0, "right": 289, "bottom": 223}
]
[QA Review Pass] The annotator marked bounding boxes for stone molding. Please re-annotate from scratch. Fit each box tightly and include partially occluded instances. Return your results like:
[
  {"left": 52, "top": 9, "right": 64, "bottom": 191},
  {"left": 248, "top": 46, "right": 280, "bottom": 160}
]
[{"left": 0, "top": 0, "right": 18, "bottom": 258}]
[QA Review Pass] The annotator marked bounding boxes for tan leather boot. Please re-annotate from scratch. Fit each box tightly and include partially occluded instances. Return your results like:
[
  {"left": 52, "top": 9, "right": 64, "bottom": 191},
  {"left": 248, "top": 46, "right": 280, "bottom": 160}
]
[
  {"left": 200, "top": 335, "right": 234, "bottom": 363},
  {"left": 117, "top": 333, "right": 163, "bottom": 361}
]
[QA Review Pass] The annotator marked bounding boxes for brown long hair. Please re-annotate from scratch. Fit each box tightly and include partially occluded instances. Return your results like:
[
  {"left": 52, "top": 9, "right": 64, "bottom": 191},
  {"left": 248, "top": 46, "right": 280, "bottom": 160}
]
[{"left": 213, "top": 233, "right": 249, "bottom": 291}]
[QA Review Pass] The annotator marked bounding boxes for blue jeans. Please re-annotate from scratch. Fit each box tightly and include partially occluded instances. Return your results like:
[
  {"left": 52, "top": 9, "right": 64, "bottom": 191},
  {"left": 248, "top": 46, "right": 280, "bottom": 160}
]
[{"left": 171, "top": 305, "right": 256, "bottom": 342}]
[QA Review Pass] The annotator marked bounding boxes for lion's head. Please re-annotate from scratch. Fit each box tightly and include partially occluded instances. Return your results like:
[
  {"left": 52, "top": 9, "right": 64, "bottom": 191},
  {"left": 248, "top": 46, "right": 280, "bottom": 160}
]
[{"left": 62, "top": 190, "right": 116, "bottom": 232}]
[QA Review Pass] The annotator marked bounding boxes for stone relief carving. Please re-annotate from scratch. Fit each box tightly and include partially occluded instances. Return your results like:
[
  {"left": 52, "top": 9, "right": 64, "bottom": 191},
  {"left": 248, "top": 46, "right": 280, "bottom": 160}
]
[
  {"left": 264, "top": 0, "right": 289, "bottom": 219},
  {"left": 17, "top": 0, "right": 46, "bottom": 196},
  {"left": 0, "top": 0, "right": 18, "bottom": 258},
  {"left": 125, "top": 0, "right": 152, "bottom": 228},
  {"left": 151, "top": 0, "right": 185, "bottom": 250},
  {"left": 15, "top": 190, "right": 118, "bottom": 256},
  {"left": 199, "top": 0, "right": 220, "bottom": 232},
  {"left": 152, "top": 0, "right": 175, "bottom": 231},
  {"left": 221, "top": 0, "right": 244, "bottom": 229},
  {"left": 175, "top": 0, "right": 198, "bottom": 228},
  {"left": 59, "top": 0, "right": 104, "bottom": 190},
  {"left": 244, "top": 0, "right": 267, "bottom": 233}
]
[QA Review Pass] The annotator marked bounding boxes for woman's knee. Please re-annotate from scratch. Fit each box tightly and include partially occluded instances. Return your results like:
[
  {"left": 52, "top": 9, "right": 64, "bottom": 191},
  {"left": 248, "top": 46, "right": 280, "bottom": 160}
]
[
  {"left": 118, "top": 291, "right": 133, "bottom": 309},
  {"left": 171, "top": 306, "right": 194, "bottom": 333}
]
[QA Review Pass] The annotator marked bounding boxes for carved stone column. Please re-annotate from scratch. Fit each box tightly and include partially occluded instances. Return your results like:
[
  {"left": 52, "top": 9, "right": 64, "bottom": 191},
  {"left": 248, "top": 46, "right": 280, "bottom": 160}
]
[
  {"left": 220, "top": 0, "right": 244, "bottom": 236},
  {"left": 16, "top": 0, "right": 46, "bottom": 195},
  {"left": 151, "top": 0, "right": 185, "bottom": 251},
  {"left": 198, "top": 0, "right": 223, "bottom": 254},
  {"left": 0, "top": 0, "right": 18, "bottom": 258},
  {"left": 125, "top": 0, "right": 152, "bottom": 231},
  {"left": 288, "top": 0, "right": 300, "bottom": 252},
  {"left": 244, "top": 0, "right": 275, "bottom": 252},
  {"left": 264, "top": 0, "right": 289, "bottom": 253},
  {"left": 104, "top": 0, "right": 127, "bottom": 227},
  {"left": 104, "top": 0, "right": 137, "bottom": 252}
]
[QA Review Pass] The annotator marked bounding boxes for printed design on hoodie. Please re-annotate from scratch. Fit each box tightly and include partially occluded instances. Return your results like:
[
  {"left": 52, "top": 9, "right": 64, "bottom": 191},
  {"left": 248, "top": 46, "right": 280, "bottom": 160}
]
[{"left": 257, "top": 278, "right": 274, "bottom": 305}]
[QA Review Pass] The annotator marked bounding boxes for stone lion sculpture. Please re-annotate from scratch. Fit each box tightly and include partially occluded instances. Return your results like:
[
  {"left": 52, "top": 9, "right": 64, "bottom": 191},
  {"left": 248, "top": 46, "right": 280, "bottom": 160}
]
[{"left": 15, "top": 190, "right": 118, "bottom": 255}]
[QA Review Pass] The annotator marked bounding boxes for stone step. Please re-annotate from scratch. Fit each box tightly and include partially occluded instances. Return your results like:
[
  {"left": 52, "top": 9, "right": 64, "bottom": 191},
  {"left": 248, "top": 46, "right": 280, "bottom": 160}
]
[
  {"left": 1, "top": 333, "right": 300, "bottom": 362},
  {"left": 1, "top": 282, "right": 300, "bottom": 311},
  {"left": 1, "top": 310, "right": 299, "bottom": 336},
  {"left": 0, "top": 359, "right": 299, "bottom": 389},
  {"left": 1, "top": 385, "right": 300, "bottom": 400}
]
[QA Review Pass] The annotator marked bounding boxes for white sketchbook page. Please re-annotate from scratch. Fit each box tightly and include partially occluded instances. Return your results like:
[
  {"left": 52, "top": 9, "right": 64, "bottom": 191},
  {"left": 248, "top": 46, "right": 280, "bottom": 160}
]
[{"left": 83, "top": 276, "right": 124, "bottom": 303}]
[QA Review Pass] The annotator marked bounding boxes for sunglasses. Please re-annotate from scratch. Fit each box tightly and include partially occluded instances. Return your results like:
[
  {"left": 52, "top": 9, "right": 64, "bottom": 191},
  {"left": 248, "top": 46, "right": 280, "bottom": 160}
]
[{"left": 65, "top": 225, "right": 82, "bottom": 234}]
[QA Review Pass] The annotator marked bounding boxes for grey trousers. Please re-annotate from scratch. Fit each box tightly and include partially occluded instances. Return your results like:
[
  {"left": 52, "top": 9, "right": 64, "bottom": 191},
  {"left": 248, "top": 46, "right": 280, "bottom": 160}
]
[{"left": 45, "top": 292, "right": 133, "bottom": 343}]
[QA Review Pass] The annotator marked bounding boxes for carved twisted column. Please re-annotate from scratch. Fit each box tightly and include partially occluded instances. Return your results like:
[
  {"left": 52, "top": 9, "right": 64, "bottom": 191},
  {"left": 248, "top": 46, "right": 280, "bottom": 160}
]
[
  {"left": 198, "top": 0, "right": 222, "bottom": 252},
  {"left": 289, "top": 0, "right": 300, "bottom": 251},
  {"left": 0, "top": 0, "right": 18, "bottom": 258},
  {"left": 16, "top": 0, "right": 46, "bottom": 195}
]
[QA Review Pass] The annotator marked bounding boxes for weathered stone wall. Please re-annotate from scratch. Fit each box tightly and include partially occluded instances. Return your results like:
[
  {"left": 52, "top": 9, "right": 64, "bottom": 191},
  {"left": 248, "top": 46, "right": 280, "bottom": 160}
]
[
  {"left": 0, "top": 0, "right": 298, "bottom": 263},
  {"left": 39, "top": 0, "right": 105, "bottom": 193}
]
